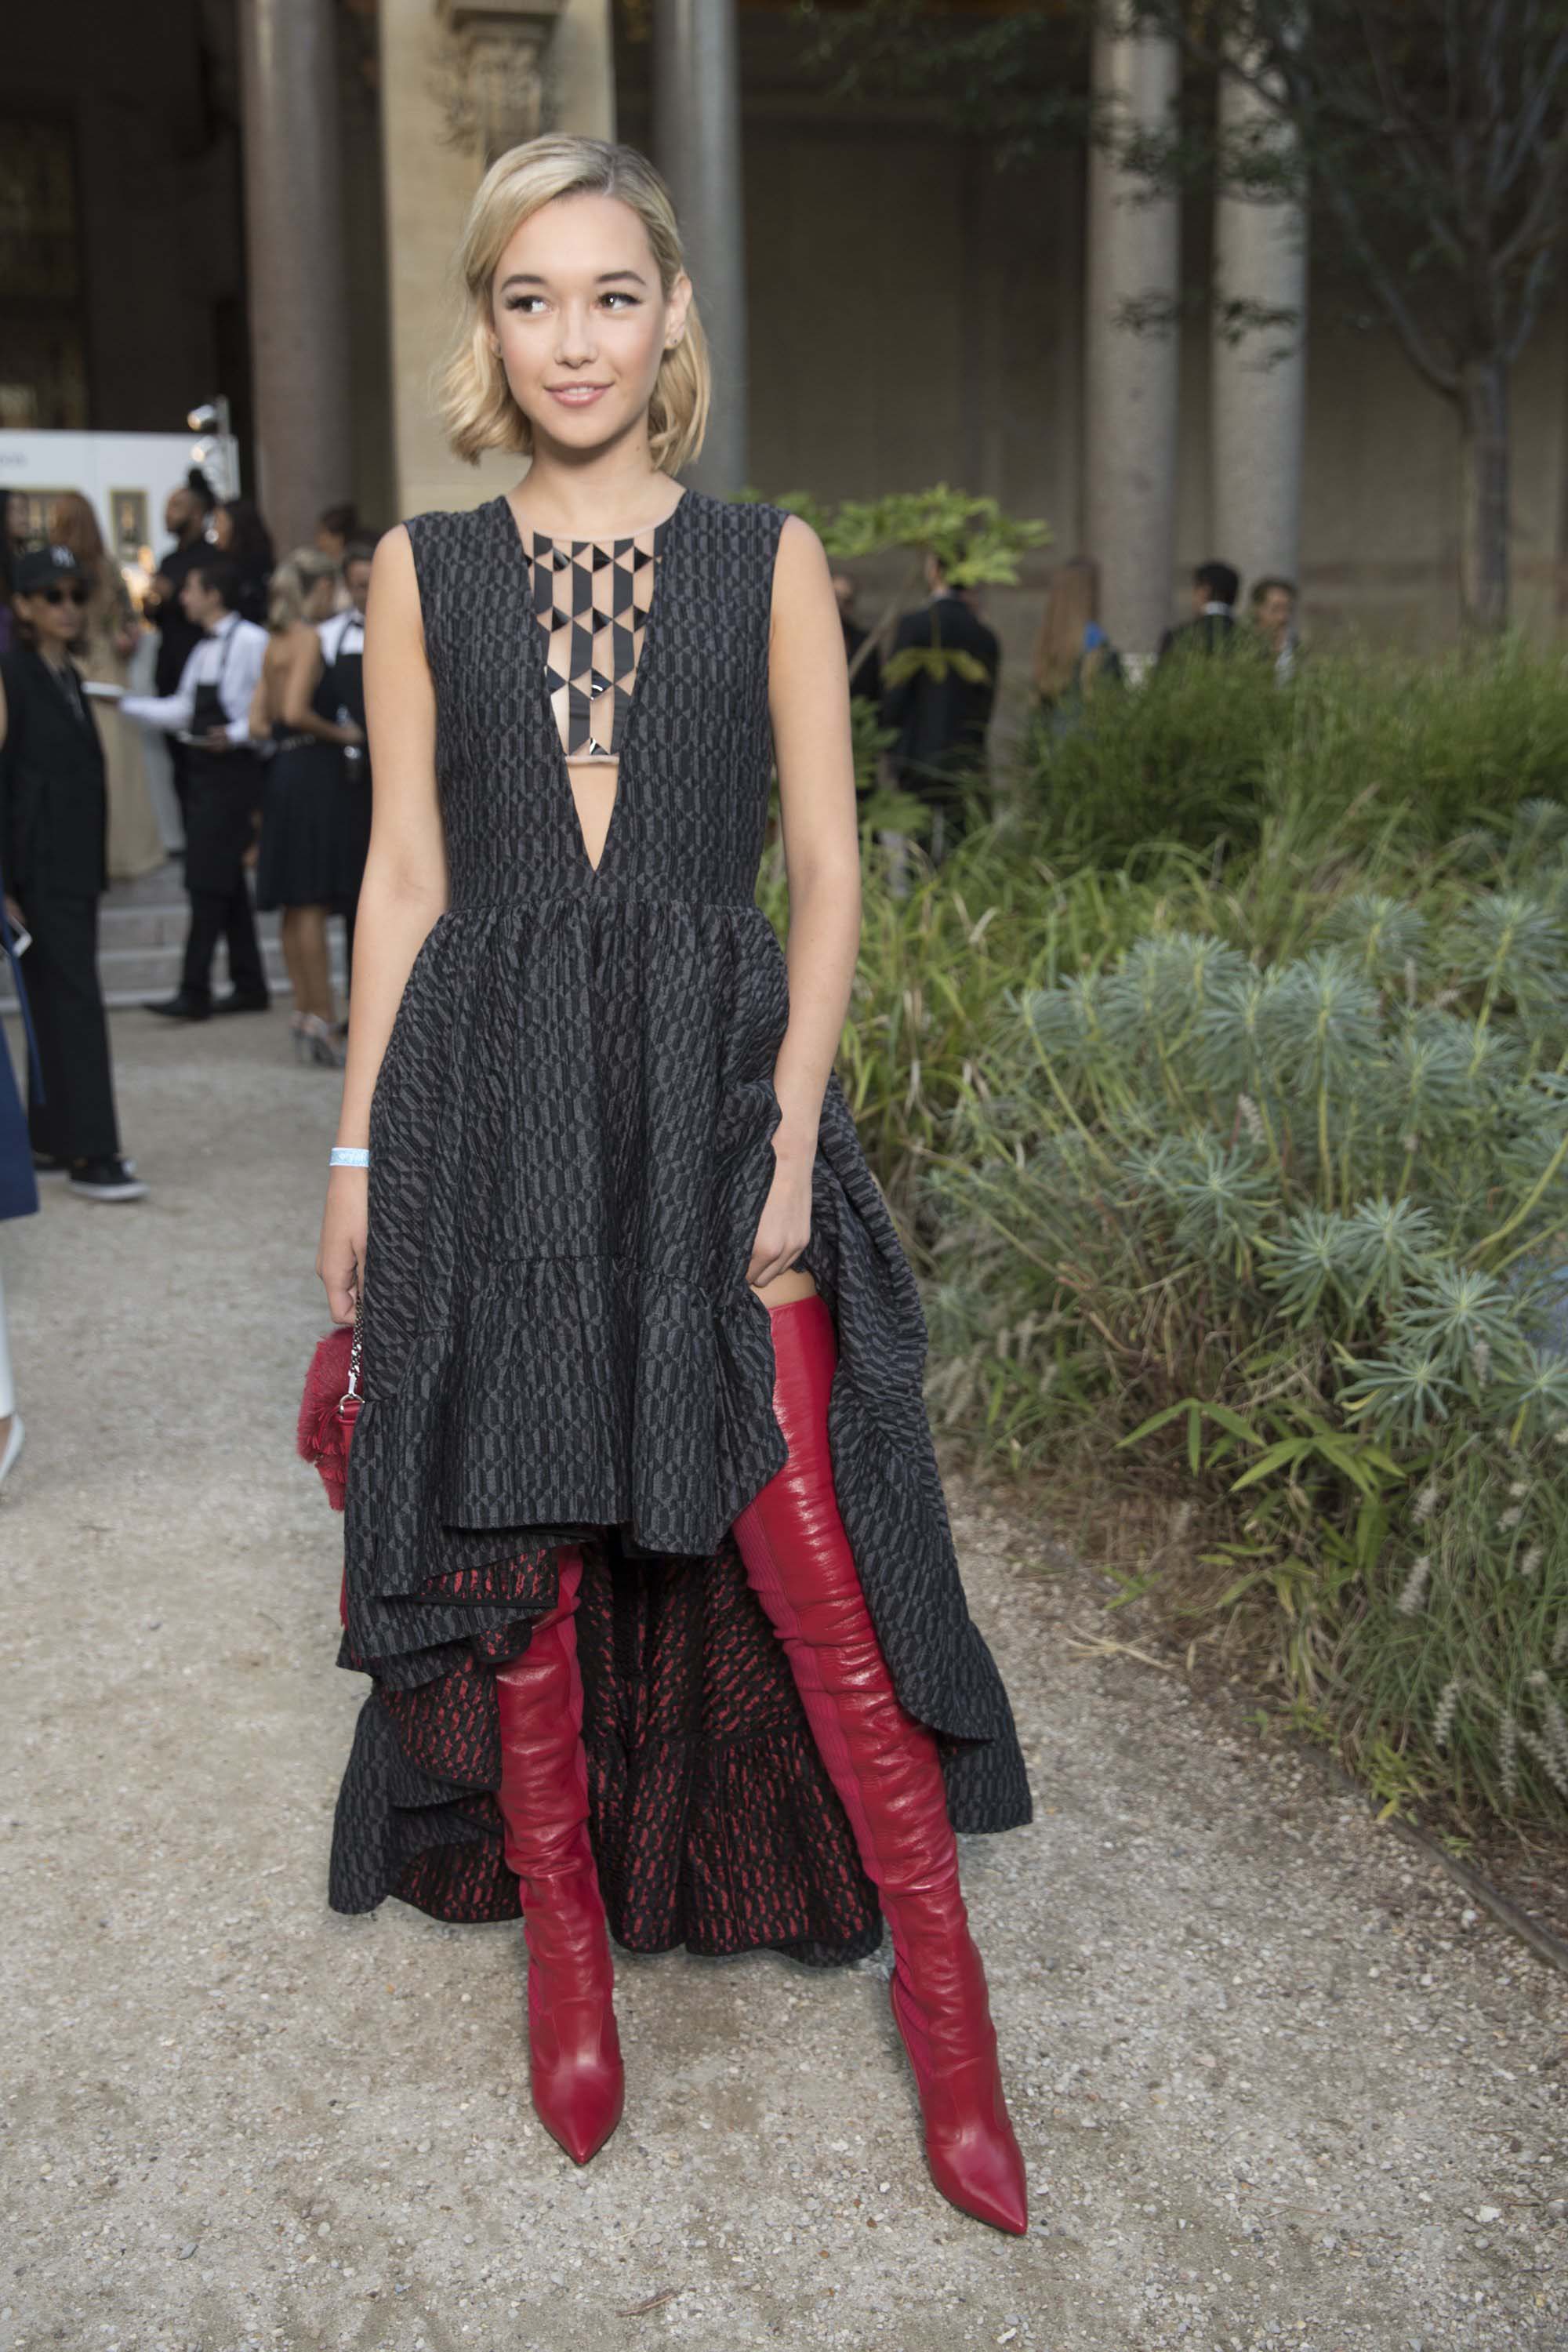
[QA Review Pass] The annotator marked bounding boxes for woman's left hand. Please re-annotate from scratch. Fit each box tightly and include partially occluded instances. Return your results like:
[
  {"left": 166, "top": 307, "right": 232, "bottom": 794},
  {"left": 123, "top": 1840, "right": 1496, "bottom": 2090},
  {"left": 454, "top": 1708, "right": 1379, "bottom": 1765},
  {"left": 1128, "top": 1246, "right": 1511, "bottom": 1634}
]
[{"left": 747, "top": 1123, "right": 815, "bottom": 1289}]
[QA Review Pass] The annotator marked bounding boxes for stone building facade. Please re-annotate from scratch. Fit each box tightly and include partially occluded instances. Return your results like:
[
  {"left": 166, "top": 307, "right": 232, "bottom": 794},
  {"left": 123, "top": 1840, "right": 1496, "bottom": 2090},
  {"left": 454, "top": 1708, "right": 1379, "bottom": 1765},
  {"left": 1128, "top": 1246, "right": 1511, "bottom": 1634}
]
[{"left": 5, "top": 0, "right": 1565, "bottom": 702}]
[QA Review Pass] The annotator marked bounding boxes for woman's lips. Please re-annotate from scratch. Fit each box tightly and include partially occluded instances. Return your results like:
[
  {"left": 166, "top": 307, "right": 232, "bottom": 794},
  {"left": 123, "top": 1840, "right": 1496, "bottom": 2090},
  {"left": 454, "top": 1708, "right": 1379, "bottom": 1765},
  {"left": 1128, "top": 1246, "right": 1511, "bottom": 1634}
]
[{"left": 549, "top": 384, "right": 610, "bottom": 406}]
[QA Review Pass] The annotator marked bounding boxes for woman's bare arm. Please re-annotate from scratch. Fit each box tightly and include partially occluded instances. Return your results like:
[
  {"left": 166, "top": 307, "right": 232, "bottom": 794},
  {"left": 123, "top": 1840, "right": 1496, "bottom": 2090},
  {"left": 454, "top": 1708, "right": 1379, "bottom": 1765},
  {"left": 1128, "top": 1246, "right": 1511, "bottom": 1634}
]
[
  {"left": 316, "top": 527, "right": 448, "bottom": 1322},
  {"left": 247, "top": 646, "right": 274, "bottom": 743},
  {"left": 279, "top": 625, "right": 362, "bottom": 746},
  {"left": 748, "top": 513, "right": 862, "bottom": 1287}
]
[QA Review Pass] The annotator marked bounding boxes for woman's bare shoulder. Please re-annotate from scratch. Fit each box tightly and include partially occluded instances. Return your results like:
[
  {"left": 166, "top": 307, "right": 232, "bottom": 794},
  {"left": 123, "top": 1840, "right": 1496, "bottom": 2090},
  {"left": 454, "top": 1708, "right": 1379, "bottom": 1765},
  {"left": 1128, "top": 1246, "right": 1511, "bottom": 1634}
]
[{"left": 768, "top": 510, "right": 835, "bottom": 638}]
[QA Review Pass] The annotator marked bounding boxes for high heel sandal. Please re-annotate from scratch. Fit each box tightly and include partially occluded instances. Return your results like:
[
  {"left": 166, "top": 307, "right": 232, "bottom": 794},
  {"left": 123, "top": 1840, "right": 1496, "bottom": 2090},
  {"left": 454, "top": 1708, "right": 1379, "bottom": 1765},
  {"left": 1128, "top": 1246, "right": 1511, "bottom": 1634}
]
[
  {"left": 731, "top": 1294, "right": 1028, "bottom": 2236},
  {"left": 493, "top": 1544, "right": 625, "bottom": 2165},
  {"left": 289, "top": 1011, "right": 310, "bottom": 1065},
  {"left": 300, "top": 1013, "right": 344, "bottom": 1069}
]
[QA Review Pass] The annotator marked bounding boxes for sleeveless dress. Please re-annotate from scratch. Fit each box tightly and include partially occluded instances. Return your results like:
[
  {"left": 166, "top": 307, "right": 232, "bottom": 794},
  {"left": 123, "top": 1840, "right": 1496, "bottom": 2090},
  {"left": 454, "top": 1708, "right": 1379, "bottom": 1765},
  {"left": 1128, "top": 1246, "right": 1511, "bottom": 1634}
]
[
  {"left": 327, "top": 486, "right": 1031, "bottom": 1966},
  {"left": 319, "top": 611, "right": 372, "bottom": 924},
  {"left": 255, "top": 661, "right": 361, "bottom": 913}
]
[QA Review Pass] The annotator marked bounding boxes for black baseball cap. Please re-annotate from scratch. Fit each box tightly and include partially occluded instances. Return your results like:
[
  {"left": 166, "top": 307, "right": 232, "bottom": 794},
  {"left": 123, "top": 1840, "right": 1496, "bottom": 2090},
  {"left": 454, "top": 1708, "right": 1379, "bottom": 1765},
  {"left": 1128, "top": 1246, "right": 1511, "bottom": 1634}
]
[{"left": 13, "top": 545, "right": 85, "bottom": 595}]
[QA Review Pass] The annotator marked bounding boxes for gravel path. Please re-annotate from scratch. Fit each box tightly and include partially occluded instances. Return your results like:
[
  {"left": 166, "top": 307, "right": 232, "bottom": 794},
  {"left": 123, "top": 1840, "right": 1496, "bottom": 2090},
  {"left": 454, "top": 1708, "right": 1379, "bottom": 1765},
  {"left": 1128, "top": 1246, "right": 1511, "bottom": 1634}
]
[{"left": 1, "top": 1009, "right": 1563, "bottom": 2352}]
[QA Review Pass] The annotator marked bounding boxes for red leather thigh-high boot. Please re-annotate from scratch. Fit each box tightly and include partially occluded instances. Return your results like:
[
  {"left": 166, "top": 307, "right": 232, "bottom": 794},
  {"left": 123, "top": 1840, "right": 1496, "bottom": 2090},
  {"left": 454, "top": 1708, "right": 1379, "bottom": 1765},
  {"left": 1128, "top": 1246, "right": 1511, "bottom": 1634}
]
[
  {"left": 493, "top": 1542, "right": 625, "bottom": 2165},
  {"left": 731, "top": 1294, "right": 1027, "bottom": 2236}
]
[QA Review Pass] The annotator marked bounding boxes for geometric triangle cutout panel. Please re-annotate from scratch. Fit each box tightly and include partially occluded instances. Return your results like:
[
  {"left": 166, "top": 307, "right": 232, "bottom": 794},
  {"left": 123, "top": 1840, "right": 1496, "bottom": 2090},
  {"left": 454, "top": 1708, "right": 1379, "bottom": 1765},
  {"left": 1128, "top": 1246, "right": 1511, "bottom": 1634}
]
[{"left": 525, "top": 515, "right": 672, "bottom": 760}]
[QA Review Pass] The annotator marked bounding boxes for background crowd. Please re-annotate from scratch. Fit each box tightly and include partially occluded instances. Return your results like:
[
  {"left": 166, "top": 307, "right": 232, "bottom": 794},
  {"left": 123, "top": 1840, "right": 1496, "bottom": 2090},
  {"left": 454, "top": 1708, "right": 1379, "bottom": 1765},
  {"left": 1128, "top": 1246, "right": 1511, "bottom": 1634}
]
[
  {"left": 0, "top": 474, "right": 378, "bottom": 1492},
  {"left": 837, "top": 542, "right": 1300, "bottom": 864}
]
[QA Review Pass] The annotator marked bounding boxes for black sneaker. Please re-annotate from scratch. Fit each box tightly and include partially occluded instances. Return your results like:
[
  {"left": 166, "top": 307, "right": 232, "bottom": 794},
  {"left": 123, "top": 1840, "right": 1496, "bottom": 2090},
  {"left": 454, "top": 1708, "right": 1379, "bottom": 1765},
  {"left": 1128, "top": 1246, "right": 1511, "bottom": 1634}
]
[
  {"left": 146, "top": 990, "right": 211, "bottom": 1022},
  {"left": 67, "top": 1156, "right": 148, "bottom": 1203},
  {"left": 212, "top": 989, "right": 271, "bottom": 1014}
]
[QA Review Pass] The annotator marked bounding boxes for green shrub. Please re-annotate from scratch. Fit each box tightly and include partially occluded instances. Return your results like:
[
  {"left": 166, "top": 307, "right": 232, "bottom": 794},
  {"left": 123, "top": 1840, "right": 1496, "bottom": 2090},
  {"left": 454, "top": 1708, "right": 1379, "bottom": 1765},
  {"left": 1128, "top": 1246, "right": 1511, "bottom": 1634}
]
[
  {"left": 757, "top": 802, "right": 1174, "bottom": 1228},
  {"left": 757, "top": 653, "right": 1568, "bottom": 1828},
  {"left": 1330, "top": 1446, "right": 1568, "bottom": 1824},
  {"left": 919, "top": 814, "right": 1568, "bottom": 1824},
  {"left": 1019, "top": 644, "right": 1289, "bottom": 865},
  {"left": 1017, "top": 641, "right": 1568, "bottom": 875}
]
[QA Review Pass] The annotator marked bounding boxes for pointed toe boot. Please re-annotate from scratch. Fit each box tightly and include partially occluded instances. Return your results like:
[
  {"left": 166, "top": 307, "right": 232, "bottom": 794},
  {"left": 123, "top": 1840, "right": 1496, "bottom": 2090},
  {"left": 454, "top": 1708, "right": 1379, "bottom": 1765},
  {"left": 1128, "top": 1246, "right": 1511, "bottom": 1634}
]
[
  {"left": 732, "top": 1295, "right": 1028, "bottom": 2235},
  {"left": 494, "top": 1544, "right": 625, "bottom": 2165}
]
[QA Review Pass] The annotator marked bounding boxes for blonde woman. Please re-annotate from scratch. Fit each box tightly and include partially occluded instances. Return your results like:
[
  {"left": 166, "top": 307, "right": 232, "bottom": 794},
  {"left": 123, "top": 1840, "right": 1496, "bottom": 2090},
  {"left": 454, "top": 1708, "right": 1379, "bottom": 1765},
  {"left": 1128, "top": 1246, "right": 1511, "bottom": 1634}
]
[
  {"left": 48, "top": 493, "right": 165, "bottom": 880},
  {"left": 251, "top": 550, "right": 365, "bottom": 1065},
  {"left": 315, "top": 137, "right": 1030, "bottom": 2231}
]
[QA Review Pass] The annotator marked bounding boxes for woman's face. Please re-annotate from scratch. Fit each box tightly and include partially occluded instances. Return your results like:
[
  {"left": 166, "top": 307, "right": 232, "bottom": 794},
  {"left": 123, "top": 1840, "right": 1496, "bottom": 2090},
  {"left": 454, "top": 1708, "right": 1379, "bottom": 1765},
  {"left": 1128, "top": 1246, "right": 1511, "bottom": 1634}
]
[
  {"left": 489, "top": 191, "right": 690, "bottom": 462},
  {"left": 212, "top": 506, "right": 235, "bottom": 551},
  {"left": 16, "top": 582, "right": 89, "bottom": 650},
  {"left": 304, "top": 575, "right": 338, "bottom": 622}
]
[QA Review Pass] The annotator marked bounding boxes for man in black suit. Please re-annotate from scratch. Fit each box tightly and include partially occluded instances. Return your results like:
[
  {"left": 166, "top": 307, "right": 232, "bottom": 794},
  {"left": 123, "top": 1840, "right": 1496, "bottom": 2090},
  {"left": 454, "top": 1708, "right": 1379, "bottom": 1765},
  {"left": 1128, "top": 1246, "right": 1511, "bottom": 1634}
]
[
  {"left": 880, "top": 549, "right": 1000, "bottom": 862},
  {"left": 0, "top": 547, "right": 146, "bottom": 1201},
  {"left": 1158, "top": 561, "right": 1241, "bottom": 663}
]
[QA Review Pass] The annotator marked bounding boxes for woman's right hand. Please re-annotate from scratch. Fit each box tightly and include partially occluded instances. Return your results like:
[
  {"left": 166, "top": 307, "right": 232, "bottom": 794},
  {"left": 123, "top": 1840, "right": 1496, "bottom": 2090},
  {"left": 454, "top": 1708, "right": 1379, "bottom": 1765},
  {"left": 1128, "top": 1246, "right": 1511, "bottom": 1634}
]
[{"left": 318, "top": 1167, "right": 368, "bottom": 1325}]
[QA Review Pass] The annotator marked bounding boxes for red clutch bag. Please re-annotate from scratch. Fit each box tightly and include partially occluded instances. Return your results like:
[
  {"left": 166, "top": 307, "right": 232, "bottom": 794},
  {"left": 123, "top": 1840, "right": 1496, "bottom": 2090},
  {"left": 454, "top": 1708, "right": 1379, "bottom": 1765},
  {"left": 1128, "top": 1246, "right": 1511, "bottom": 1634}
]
[
  {"left": 297, "top": 1303, "right": 363, "bottom": 1630},
  {"left": 296, "top": 1312, "right": 363, "bottom": 1511}
]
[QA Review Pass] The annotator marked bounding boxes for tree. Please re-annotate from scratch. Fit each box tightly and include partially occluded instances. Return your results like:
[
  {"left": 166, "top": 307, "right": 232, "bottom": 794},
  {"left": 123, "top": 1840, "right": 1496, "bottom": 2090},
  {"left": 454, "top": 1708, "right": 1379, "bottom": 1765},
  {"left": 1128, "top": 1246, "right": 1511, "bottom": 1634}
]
[
  {"left": 800, "top": 0, "right": 1568, "bottom": 631},
  {"left": 1127, "top": 0, "right": 1568, "bottom": 631}
]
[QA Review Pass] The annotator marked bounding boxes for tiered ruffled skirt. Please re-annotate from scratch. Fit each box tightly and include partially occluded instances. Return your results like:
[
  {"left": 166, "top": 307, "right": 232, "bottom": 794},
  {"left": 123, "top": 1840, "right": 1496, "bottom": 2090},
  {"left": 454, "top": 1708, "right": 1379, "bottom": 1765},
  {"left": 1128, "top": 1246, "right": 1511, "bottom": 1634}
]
[{"left": 327, "top": 891, "right": 1029, "bottom": 1959}]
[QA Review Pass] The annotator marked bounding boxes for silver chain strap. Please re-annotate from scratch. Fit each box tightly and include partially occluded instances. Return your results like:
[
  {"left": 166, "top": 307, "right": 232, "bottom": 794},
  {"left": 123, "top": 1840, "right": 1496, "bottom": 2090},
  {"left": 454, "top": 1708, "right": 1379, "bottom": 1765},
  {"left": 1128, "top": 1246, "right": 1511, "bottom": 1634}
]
[{"left": 339, "top": 1285, "right": 364, "bottom": 1413}]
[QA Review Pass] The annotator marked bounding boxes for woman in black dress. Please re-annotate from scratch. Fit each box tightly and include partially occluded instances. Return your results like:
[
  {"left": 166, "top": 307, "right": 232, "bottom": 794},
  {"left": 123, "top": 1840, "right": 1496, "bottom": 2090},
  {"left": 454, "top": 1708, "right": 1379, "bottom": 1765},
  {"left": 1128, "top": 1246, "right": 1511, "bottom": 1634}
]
[
  {"left": 252, "top": 550, "right": 365, "bottom": 1066},
  {"left": 316, "top": 136, "right": 1031, "bottom": 2234},
  {"left": 316, "top": 540, "right": 376, "bottom": 993}
]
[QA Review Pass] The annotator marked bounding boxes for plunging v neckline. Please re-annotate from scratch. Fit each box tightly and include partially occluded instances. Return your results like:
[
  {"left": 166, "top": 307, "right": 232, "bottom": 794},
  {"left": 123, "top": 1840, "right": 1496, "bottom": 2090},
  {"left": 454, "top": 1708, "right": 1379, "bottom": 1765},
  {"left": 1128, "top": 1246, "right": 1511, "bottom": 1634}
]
[{"left": 494, "top": 486, "right": 691, "bottom": 883}]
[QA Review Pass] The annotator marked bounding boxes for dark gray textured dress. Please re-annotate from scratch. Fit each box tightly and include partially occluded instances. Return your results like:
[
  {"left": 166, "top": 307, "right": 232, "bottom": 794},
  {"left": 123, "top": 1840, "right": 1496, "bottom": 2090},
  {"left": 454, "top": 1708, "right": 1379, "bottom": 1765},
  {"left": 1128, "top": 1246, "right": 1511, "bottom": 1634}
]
[{"left": 328, "top": 485, "right": 1030, "bottom": 1963}]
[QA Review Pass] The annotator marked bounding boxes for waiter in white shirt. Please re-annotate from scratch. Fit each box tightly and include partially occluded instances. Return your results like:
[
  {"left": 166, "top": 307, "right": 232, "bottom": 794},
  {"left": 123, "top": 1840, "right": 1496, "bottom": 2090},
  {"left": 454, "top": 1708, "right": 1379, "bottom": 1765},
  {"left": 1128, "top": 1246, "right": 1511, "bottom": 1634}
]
[
  {"left": 122, "top": 555, "right": 270, "bottom": 1021},
  {"left": 317, "top": 537, "right": 376, "bottom": 988}
]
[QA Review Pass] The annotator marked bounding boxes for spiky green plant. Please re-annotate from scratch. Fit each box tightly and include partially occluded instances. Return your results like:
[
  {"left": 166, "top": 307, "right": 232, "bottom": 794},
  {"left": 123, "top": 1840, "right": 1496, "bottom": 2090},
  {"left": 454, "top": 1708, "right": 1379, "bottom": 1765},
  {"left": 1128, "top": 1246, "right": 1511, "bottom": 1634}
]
[{"left": 918, "top": 804, "right": 1568, "bottom": 1827}]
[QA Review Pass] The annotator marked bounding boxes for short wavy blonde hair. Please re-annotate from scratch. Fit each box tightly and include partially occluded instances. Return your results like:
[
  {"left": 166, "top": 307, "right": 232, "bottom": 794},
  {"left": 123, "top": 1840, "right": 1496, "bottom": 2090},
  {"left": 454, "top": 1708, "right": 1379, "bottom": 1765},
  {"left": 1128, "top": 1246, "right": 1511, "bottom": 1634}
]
[
  {"left": 437, "top": 135, "right": 709, "bottom": 474},
  {"left": 267, "top": 547, "right": 339, "bottom": 634}
]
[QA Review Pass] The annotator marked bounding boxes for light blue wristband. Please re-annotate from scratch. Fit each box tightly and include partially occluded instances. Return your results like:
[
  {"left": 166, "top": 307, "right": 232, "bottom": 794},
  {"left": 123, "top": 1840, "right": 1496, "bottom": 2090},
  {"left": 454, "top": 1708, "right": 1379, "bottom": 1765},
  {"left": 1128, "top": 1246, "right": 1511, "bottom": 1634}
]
[{"left": 329, "top": 1146, "right": 370, "bottom": 1170}]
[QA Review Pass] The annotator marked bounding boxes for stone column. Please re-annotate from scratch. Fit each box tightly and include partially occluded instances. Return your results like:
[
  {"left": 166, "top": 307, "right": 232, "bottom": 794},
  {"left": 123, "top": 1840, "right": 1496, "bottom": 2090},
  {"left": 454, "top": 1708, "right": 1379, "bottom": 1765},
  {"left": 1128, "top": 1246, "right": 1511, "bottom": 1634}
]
[
  {"left": 651, "top": 0, "right": 748, "bottom": 496},
  {"left": 377, "top": 0, "right": 612, "bottom": 521},
  {"left": 1210, "top": 64, "right": 1308, "bottom": 594},
  {"left": 237, "top": 0, "right": 354, "bottom": 552},
  {"left": 1083, "top": 20, "right": 1181, "bottom": 660}
]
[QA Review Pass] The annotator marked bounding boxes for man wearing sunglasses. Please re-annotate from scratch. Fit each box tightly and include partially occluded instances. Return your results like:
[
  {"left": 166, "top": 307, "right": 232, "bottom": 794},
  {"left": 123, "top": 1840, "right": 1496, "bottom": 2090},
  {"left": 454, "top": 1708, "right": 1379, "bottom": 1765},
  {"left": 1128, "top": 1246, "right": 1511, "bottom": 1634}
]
[{"left": 0, "top": 545, "right": 146, "bottom": 1203}]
